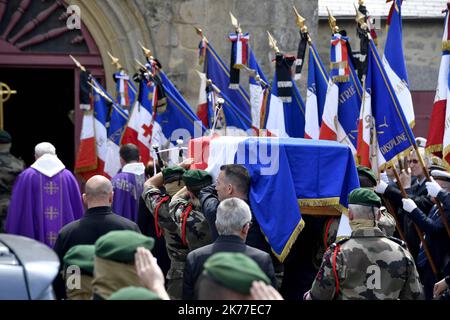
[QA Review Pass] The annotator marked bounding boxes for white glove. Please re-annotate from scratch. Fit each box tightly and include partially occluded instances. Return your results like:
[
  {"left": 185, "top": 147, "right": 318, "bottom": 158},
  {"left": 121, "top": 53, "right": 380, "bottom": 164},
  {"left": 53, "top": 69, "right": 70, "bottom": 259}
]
[
  {"left": 426, "top": 178, "right": 442, "bottom": 198},
  {"left": 375, "top": 180, "right": 388, "bottom": 195},
  {"left": 402, "top": 198, "right": 418, "bottom": 213},
  {"left": 380, "top": 172, "right": 390, "bottom": 184}
]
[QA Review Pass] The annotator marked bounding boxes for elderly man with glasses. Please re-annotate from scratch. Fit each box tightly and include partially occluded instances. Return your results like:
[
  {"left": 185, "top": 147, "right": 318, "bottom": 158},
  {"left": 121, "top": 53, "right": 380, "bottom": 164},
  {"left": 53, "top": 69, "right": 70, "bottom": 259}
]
[{"left": 181, "top": 197, "right": 276, "bottom": 300}]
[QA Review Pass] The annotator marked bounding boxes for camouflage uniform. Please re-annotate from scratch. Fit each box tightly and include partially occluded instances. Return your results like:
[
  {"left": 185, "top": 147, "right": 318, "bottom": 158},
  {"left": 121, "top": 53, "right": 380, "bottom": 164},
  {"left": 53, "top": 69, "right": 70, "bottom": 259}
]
[
  {"left": 142, "top": 185, "right": 189, "bottom": 300},
  {"left": 0, "top": 150, "right": 25, "bottom": 232},
  {"left": 310, "top": 226, "right": 424, "bottom": 300},
  {"left": 169, "top": 197, "right": 212, "bottom": 251}
]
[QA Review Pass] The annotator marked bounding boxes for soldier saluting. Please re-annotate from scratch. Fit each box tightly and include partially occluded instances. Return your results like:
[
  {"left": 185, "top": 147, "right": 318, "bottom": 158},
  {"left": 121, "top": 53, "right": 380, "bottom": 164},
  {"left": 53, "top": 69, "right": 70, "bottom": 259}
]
[{"left": 305, "top": 188, "right": 424, "bottom": 300}]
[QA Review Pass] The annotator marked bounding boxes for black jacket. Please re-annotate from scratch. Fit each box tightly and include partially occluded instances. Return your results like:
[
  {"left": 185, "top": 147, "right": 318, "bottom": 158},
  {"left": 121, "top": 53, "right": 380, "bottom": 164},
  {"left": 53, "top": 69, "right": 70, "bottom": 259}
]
[
  {"left": 182, "top": 235, "right": 276, "bottom": 300},
  {"left": 199, "top": 185, "right": 272, "bottom": 254},
  {"left": 53, "top": 206, "right": 141, "bottom": 299},
  {"left": 137, "top": 197, "right": 171, "bottom": 277}
]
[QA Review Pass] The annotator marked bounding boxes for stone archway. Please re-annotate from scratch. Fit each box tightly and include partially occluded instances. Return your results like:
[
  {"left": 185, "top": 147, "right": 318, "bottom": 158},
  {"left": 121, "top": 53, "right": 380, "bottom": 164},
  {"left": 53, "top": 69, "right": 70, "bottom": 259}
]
[{"left": 68, "top": 0, "right": 152, "bottom": 93}]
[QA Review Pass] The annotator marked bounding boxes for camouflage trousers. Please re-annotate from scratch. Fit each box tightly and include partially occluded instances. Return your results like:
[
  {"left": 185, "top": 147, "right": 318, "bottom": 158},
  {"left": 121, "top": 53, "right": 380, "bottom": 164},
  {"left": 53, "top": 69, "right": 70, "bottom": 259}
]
[
  {"left": 166, "top": 260, "right": 185, "bottom": 300},
  {"left": 0, "top": 197, "right": 9, "bottom": 233}
]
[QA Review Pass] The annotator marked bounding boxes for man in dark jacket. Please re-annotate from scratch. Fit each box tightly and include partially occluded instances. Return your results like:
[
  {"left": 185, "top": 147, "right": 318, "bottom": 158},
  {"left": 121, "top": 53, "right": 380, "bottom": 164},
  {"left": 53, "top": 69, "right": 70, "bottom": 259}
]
[
  {"left": 199, "top": 164, "right": 270, "bottom": 254},
  {"left": 401, "top": 169, "right": 450, "bottom": 300},
  {"left": 53, "top": 175, "right": 140, "bottom": 299},
  {"left": 182, "top": 197, "right": 276, "bottom": 300}
]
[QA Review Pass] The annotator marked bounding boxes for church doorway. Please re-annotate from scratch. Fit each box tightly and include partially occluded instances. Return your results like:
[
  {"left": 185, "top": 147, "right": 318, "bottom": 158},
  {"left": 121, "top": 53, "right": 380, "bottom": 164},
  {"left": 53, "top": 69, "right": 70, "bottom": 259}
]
[{"left": 1, "top": 67, "right": 75, "bottom": 169}]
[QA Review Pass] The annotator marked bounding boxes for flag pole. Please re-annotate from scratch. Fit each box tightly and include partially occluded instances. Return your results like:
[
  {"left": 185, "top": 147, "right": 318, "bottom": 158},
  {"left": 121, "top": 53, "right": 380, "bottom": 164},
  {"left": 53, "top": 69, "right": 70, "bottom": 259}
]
[
  {"left": 391, "top": 166, "right": 439, "bottom": 279},
  {"left": 414, "top": 144, "right": 450, "bottom": 237}
]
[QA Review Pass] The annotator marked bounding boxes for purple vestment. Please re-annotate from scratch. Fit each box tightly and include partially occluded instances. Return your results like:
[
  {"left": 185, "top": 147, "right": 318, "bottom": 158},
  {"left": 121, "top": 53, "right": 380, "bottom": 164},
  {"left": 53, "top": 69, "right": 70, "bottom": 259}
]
[
  {"left": 111, "top": 163, "right": 145, "bottom": 223},
  {"left": 5, "top": 155, "right": 83, "bottom": 247}
]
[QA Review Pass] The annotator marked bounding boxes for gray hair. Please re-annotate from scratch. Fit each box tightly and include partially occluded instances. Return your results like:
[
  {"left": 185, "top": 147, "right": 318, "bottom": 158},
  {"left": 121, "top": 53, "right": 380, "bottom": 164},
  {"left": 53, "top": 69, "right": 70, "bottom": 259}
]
[
  {"left": 215, "top": 198, "right": 251, "bottom": 236},
  {"left": 35, "top": 142, "right": 56, "bottom": 158},
  {"left": 349, "top": 204, "right": 378, "bottom": 221}
]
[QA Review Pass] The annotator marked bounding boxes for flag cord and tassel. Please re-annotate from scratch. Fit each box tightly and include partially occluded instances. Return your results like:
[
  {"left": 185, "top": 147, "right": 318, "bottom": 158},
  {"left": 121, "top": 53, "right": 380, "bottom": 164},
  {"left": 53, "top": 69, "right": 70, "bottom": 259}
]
[
  {"left": 414, "top": 144, "right": 450, "bottom": 237},
  {"left": 391, "top": 166, "right": 440, "bottom": 279}
]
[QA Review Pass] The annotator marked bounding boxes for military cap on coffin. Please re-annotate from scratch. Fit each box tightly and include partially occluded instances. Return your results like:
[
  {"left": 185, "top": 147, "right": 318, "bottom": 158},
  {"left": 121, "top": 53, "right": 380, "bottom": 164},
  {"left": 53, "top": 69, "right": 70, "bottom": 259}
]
[
  {"left": 203, "top": 252, "right": 270, "bottom": 295},
  {"left": 108, "top": 286, "right": 161, "bottom": 300},
  {"left": 95, "top": 230, "right": 154, "bottom": 263},
  {"left": 431, "top": 170, "right": 450, "bottom": 182},
  {"left": 63, "top": 245, "right": 95, "bottom": 276},
  {"left": 162, "top": 166, "right": 185, "bottom": 184},
  {"left": 0, "top": 130, "right": 12, "bottom": 144},
  {"left": 182, "top": 170, "right": 212, "bottom": 190},
  {"left": 348, "top": 188, "right": 382, "bottom": 208}
]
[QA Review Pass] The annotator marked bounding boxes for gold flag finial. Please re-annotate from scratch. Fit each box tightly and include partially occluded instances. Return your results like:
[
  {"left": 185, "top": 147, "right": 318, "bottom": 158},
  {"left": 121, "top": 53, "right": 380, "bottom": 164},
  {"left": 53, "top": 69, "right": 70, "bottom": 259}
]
[
  {"left": 134, "top": 58, "right": 148, "bottom": 72},
  {"left": 194, "top": 26, "right": 208, "bottom": 42},
  {"left": 354, "top": 4, "right": 368, "bottom": 31},
  {"left": 267, "top": 31, "right": 280, "bottom": 54},
  {"left": 69, "top": 55, "right": 86, "bottom": 72},
  {"left": 107, "top": 51, "right": 122, "bottom": 70},
  {"left": 293, "top": 6, "right": 307, "bottom": 33},
  {"left": 229, "top": 12, "right": 241, "bottom": 33},
  {"left": 327, "top": 7, "right": 339, "bottom": 33},
  {"left": 138, "top": 41, "right": 153, "bottom": 59}
]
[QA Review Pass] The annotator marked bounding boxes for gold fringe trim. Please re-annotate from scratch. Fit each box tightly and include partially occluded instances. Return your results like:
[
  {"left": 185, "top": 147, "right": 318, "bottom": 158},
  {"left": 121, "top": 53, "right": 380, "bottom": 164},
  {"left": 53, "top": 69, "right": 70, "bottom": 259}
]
[
  {"left": 426, "top": 144, "right": 443, "bottom": 156},
  {"left": 74, "top": 163, "right": 98, "bottom": 174},
  {"left": 297, "top": 198, "right": 349, "bottom": 216},
  {"left": 378, "top": 146, "right": 413, "bottom": 173},
  {"left": 409, "top": 120, "right": 415, "bottom": 129},
  {"left": 330, "top": 61, "right": 348, "bottom": 69},
  {"left": 332, "top": 75, "right": 349, "bottom": 83},
  {"left": 272, "top": 218, "right": 305, "bottom": 263},
  {"left": 442, "top": 40, "right": 450, "bottom": 51},
  {"left": 442, "top": 144, "right": 450, "bottom": 169},
  {"left": 298, "top": 197, "right": 340, "bottom": 207}
]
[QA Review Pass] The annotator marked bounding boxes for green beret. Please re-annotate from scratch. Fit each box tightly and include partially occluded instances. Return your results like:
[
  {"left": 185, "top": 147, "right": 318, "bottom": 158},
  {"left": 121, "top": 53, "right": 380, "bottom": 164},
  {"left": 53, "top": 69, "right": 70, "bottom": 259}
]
[
  {"left": 357, "top": 166, "right": 377, "bottom": 187},
  {"left": 108, "top": 286, "right": 161, "bottom": 300},
  {"left": 162, "top": 166, "right": 185, "bottom": 183},
  {"left": 95, "top": 230, "right": 154, "bottom": 263},
  {"left": 0, "top": 130, "right": 11, "bottom": 144},
  {"left": 182, "top": 169, "right": 212, "bottom": 190},
  {"left": 349, "top": 188, "right": 382, "bottom": 208},
  {"left": 63, "top": 245, "right": 95, "bottom": 276},
  {"left": 203, "top": 252, "right": 270, "bottom": 295}
]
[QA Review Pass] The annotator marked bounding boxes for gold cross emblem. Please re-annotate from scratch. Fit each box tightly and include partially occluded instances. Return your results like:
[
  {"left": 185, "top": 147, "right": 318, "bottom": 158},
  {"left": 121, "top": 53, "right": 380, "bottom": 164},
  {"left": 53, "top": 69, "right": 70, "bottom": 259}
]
[
  {"left": 44, "top": 181, "right": 59, "bottom": 195},
  {"left": 44, "top": 206, "right": 59, "bottom": 220},
  {"left": 47, "top": 232, "right": 58, "bottom": 246},
  {"left": 0, "top": 82, "right": 17, "bottom": 130}
]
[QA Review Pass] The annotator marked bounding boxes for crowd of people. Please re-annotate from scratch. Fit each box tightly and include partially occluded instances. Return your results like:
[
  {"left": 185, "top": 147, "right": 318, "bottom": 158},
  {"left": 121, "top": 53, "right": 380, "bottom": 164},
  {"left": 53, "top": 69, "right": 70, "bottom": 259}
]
[{"left": 0, "top": 131, "right": 449, "bottom": 300}]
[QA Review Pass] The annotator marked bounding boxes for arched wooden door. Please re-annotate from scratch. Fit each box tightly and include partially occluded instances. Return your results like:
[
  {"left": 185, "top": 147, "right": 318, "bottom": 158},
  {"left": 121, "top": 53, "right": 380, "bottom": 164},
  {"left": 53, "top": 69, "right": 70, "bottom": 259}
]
[{"left": 0, "top": 0, "right": 104, "bottom": 169}]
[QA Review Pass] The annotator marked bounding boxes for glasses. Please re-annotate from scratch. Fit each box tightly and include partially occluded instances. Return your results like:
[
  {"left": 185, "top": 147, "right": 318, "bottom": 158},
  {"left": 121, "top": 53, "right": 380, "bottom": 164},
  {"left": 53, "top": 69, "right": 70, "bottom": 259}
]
[{"left": 409, "top": 159, "right": 419, "bottom": 164}]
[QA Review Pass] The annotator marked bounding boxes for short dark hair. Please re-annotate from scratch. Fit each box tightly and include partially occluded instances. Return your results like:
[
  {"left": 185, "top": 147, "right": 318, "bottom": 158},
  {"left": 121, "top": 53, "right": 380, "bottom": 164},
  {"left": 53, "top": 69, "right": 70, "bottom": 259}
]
[
  {"left": 219, "top": 164, "right": 250, "bottom": 195},
  {"left": 145, "top": 160, "right": 161, "bottom": 178},
  {"left": 359, "top": 175, "right": 376, "bottom": 188},
  {"left": 119, "top": 143, "right": 140, "bottom": 163}
]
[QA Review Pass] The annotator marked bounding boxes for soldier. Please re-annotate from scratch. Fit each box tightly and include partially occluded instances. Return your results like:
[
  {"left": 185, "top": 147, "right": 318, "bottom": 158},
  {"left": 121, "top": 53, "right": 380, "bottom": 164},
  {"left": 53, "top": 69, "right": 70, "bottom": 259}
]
[
  {"left": 0, "top": 130, "right": 25, "bottom": 232},
  {"left": 196, "top": 252, "right": 272, "bottom": 300},
  {"left": 305, "top": 188, "right": 423, "bottom": 300},
  {"left": 321, "top": 166, "right": 396, "bottom": 253},
  {"left": 141, "top": 160, "right": 191, "bottom": 300},
  {"left": 92, "top": 230, "right": 154, "bottom": 300},
  {"left": 170, "top": 169, "right": 212, "bottom": 251},
  {"left": 63, "top": 245, "right": 95, "bottom": 300}
]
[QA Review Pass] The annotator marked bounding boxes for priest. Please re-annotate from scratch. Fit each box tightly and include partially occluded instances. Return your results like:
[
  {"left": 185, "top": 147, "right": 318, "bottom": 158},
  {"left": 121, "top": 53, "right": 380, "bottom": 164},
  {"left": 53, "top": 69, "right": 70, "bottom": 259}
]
[
  {"left": 5, "top": 142, "right": 83, "bottom": 247},
  {"left": 111, "top": 143, "right": 145, "bottom": 222}
]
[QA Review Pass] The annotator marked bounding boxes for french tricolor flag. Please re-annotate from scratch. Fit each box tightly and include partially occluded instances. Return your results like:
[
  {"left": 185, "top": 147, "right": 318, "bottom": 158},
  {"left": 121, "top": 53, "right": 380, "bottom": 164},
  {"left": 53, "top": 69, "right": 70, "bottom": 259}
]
[
  {"left": 304, "top": 44, "right": 329, "bottom": 140},
  {"left": 382, "top": 0, "right": 415, "bottom": 128},
  {"left": 426, "top": 3, "right": 450, "bottom": 167}
]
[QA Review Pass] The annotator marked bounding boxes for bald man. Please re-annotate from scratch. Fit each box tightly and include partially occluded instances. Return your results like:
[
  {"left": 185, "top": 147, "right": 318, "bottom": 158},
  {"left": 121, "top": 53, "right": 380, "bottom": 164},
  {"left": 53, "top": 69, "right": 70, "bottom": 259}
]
[{"left": 53, "top": 175, "right": 140, "bottom": 299}]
